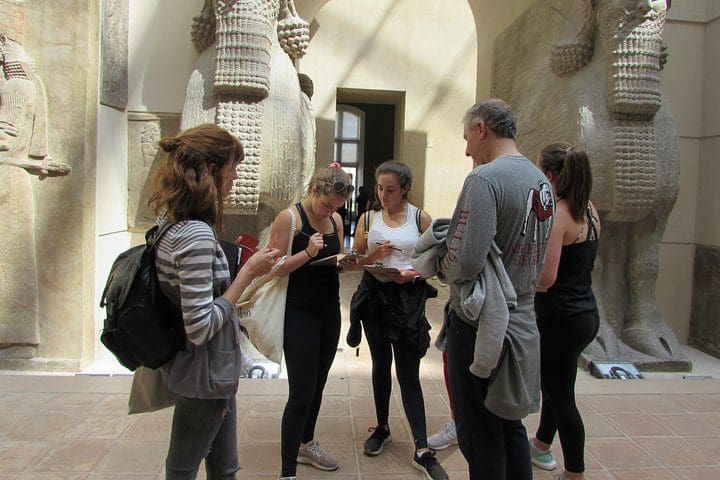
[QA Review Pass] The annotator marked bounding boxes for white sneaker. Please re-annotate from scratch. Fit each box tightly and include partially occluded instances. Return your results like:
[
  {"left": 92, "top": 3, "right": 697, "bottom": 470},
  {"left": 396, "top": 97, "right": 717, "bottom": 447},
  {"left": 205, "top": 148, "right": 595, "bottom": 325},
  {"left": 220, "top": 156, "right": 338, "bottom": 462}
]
[
  {"left": 427, "top": 419, "right": 457, "bottom": 451},
  {"left": 529, "top": 438, "right": 557, "bottom": 470}
]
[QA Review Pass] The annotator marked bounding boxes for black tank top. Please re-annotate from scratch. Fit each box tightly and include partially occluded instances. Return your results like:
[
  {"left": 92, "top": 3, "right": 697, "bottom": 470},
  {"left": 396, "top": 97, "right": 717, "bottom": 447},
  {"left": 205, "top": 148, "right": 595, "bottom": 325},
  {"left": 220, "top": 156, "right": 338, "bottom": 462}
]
[
  {"left": 286, "top": 202, "right": 341, "bottom": 313},
  {"left": 535, "top": 206, "right": 598, "bottom": 318}
]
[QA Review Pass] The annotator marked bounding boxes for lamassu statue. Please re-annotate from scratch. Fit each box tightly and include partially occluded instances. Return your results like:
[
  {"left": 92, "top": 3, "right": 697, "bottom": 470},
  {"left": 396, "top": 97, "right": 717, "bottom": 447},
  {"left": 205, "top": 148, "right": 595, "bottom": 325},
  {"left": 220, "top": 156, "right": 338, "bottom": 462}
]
[
  {"left": 493, "top": 0, "right": 689, "bottom": 370},
  {"left": 182, "top": 0, "right": 316, "bottom": 237}
]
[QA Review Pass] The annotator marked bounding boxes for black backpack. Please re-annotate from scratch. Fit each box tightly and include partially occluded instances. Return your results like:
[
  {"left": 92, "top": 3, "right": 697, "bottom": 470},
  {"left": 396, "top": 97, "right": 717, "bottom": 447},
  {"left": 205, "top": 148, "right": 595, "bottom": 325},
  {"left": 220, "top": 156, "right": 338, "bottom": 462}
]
[{"left": 100, "top": 220, "right": 186, "bottom": 371}]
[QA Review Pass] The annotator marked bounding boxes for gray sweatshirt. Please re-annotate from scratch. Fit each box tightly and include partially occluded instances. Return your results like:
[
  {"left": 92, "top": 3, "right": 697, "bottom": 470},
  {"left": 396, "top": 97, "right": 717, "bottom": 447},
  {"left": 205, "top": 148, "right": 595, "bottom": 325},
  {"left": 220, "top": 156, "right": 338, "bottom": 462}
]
[{"left": 439, "top": 155, "right": 554, "bottom": 419}]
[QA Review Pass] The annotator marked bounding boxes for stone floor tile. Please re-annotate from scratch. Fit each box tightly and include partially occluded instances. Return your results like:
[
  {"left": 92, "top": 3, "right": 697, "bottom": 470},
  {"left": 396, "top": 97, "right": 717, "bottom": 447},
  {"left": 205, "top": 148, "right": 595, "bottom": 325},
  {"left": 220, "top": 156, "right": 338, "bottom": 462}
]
[
  {"left": 33, "top": 439, "right": 114, "bottom": 472},
  {"left": 610, "top": 467, "right": 681, "bottom": 479},
  {"left": 95, "top": 440, "right": 166, "bottom": 474},
  {"left": 620, "top": 394, "right": 688, "bottom": 414},
  {"left": 0, "top": 393, "right": 54, "bottom": 415},
  {"left": 0, "top": 440, "right": 51, "bottom": 472},
  {"left": 669, "top": 393, "right": 720, "bottom": 413},
  {"left": 670, "top": 465, "right": 720, "bottom": 480},
  {"left": 314, "top": 415, "right": 353, "bottom": 442},
  {"left": 241, "top": 416, "right": 281, "bottom": 442},
  {"left": 655, "top": 413, "right": 720, "bottom": 436},
  {"left": 584, "top": 472, "right": 621, "bottom": 480},
  {"left": 635, "top": 436, "right": 715, "bottom": 467},
  {"left": 585, "top": 438, "right": 660, "bottom": 469},
  {"left": 14, "top": 473, "right": 88, "bottom": 479},
  {"left": 6, "top": 415, "right": 80, "bottom": 440},
  {"left": 350, "top": 395, "right": 403, "bottom": 418},
  {"left": 432, "top": 446, "right": 466, "bottom": 472},
  {"left": 248, "top": 395, "right": 288, "bottom": 417},
  {"left": 698, "top": 412, "right": 720, "bottom": 430},
  {"left": 86, "top": 475, "right": 157, "bottom": 480},
  {"left": 582, "top": 395, "right": 644, "bottom": 414},
  {"left": 237, "top": 442, "right": 281, "bottom": 474},
  {"left": 0, "top": 413, "right": 22, "bottom": 438},
  {"left": 64, "top": 415, "right": 135, "bottom": 439},
  {"left": 684, "top": 435, "right": 720, "bottom": 462},
  {"left": 607, "top": 413, "right": 676, "bottom": 436},
  {"left": 319, "top": 396, "right": 351, "bottom": 416},
  {"left": 583, "top": 413, "right": 625, "bottom": 438},
  {"left": 41, "top": 393, "right": 105, "bottom": 417},
  {"left": 122, "top": 410, "right": 173, "bottom": 442},
  {"left": 87, "top": 394, "right": 130, "bottom": 415},
  {"left": 349, "top": 379, "right": 375, "bottom": 397},
  {"left": 422, "top": 395, "right": 451, "bottom": 417}
]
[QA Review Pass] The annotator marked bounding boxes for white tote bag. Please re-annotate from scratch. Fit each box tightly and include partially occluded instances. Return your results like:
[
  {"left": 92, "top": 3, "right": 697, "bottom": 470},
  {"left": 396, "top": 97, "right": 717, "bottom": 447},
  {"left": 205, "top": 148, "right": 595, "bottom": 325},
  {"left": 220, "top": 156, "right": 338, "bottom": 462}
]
[{"left": 237, "top": 209, "right": 295, "bottom": 364}]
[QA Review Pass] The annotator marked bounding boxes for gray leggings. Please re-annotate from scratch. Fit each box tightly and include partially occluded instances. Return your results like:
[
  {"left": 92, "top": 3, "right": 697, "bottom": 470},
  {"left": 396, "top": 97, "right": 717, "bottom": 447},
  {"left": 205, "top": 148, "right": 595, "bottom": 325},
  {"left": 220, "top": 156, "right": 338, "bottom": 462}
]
[{"left": 165, "top": 395, "right": 238, "bottom": 479}]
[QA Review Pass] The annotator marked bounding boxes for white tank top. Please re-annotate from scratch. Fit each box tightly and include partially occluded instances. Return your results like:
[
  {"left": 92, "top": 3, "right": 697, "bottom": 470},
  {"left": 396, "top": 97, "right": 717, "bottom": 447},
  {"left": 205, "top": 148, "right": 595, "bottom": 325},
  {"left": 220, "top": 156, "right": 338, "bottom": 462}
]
[{"left": 367, "top": 204, "right": 421, "bottom": 281}]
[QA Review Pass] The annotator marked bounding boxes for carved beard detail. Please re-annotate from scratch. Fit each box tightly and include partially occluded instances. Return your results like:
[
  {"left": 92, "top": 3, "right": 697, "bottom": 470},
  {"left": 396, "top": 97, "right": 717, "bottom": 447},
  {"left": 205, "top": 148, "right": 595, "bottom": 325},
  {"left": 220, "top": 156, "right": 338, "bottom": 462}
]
[
  {"left": 213, "top": 0, "right": 278, "bottom": 97},
  {"left": 596, "top": 2, "right": 667, "bottom": 117}
]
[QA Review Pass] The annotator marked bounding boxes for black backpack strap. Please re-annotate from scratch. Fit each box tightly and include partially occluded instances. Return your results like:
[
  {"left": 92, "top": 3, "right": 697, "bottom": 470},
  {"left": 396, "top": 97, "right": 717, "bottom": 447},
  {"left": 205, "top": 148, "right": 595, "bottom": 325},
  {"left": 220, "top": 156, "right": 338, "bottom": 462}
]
[
  {"left": 146, "top": 218, "right": 174, "bottom": 249},
  {"left": 415, "top": 207, "right": 423, "bottom": 233}
]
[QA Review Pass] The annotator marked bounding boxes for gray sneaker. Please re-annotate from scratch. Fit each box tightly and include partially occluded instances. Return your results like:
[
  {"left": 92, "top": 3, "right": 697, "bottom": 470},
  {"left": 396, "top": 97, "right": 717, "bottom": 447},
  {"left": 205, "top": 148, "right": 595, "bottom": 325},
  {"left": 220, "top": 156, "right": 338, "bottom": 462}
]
[
  {"left": 297, "top": 439, "right": 339, "bottom": 471},
  {"left": 428, "top": 419, "right": 457, "bottom": 451}
]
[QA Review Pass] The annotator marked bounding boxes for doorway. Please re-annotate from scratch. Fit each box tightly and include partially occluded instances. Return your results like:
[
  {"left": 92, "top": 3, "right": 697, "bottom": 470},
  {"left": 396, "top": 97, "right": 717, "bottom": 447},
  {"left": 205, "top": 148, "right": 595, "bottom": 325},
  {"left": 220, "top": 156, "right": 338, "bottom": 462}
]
[{"left": 335, "top": 89, "right": 402, "bottom": 244}]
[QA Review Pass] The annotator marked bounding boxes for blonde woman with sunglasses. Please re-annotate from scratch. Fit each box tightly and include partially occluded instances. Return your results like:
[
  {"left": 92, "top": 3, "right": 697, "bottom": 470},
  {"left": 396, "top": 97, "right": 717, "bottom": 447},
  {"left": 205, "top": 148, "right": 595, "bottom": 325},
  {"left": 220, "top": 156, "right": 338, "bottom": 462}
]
[{"left": 268, "top": 162, "right": 353, "bottom": 480}]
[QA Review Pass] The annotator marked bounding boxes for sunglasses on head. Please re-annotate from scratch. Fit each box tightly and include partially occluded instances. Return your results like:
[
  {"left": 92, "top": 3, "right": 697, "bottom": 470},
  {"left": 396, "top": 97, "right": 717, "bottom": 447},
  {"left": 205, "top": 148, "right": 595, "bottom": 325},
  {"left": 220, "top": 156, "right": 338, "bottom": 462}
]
[{"left": 320, "top": 181, "right": 354, "bottom": 195}]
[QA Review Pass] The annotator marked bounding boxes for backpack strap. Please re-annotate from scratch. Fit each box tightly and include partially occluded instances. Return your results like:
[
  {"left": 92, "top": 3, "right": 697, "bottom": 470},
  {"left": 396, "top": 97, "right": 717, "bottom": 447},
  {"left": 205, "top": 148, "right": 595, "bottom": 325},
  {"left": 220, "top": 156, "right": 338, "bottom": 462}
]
[
  {"left": 363, "top": 210, "right": 373, "bottom": 238},
  {"left": 415, "top": 207, "right": 423, "bottom": 233},
  {"left": 146, "top": 218, "right": 174, "bottom": 249}
]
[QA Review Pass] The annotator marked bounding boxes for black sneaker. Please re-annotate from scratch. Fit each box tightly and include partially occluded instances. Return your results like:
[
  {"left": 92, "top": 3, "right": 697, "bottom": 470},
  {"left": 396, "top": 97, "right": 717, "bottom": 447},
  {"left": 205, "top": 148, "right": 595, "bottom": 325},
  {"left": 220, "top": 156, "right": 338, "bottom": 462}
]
[
  {"left": 413, "top": 450, "right": 449, "bottom": 480},
  {"left": 363, "top": 425, "right": 392, "bottom": 456}
]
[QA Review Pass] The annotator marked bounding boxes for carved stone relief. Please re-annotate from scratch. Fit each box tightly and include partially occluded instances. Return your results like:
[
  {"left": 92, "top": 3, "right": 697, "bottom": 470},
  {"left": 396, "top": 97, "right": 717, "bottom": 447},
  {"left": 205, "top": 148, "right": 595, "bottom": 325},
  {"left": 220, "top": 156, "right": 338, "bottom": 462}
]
[
  {"left": 100, "top": 0, "right": 128, "bottom": 110},
  {"left": 492, "top": 0, "right": 688, "bottom": 370},
  {"left": 181, "top": 0, "right": 314, "bottom": 230},
  {"left": 0, "top": 3, "right": 71, "bottom": 360},
  {"left": 127, "top": 112, "right": 180, "bottom": 230}
]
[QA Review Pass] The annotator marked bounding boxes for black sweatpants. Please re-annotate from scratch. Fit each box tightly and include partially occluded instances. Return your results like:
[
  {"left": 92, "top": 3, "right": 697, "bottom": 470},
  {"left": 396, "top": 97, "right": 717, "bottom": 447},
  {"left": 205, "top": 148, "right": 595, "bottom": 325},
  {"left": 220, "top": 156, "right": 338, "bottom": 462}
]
[
  {"left": 535, "top": 310, "right": 599, "bottom": 473},
  {"left": 280, "top": 304, "right": 340, "bottom": 477}
]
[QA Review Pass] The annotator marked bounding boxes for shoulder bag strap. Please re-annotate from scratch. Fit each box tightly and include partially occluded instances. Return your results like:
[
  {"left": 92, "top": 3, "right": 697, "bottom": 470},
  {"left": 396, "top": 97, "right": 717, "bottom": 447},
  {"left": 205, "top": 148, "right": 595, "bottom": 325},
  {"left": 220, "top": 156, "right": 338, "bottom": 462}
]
[{"left": 285, "top": 209, "right": 296, "bottom": 256}]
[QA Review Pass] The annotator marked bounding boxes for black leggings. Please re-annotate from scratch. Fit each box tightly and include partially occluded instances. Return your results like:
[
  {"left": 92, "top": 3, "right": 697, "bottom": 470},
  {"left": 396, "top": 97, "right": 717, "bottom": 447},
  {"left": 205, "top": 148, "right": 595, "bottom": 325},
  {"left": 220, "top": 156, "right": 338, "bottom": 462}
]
[
  {"left": 535, "top": 310, "right": 599, "bottom": 473},
  {"left": 281, "top": 304, "right": 340, "bottom": 477},
  {"left": 363, "top": 314, "right": 428, "bottom": 449}
]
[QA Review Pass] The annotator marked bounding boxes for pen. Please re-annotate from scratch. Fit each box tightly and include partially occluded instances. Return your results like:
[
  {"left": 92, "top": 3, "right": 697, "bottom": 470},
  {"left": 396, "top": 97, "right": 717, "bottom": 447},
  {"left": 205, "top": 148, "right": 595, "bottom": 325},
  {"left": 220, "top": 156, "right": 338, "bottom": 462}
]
[
  {"left": 293, "top": 226, "right": 327, "bottom": 247},
  {"left": 375, "top": 242, "right": 403, "bottom": 252}
]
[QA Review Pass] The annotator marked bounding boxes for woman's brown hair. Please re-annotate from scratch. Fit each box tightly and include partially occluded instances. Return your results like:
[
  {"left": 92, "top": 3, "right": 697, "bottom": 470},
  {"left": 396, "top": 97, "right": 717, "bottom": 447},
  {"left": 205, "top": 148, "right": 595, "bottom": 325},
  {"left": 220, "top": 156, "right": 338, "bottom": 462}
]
[
  {"left": 370, "top": 160, "right": 412, "bottom": 211},
  {"left": 148, "top": 123, "right": 244, "bottom": 229},
  {"left": 539, "top": 143, "right": 592, "bottom": 222}
]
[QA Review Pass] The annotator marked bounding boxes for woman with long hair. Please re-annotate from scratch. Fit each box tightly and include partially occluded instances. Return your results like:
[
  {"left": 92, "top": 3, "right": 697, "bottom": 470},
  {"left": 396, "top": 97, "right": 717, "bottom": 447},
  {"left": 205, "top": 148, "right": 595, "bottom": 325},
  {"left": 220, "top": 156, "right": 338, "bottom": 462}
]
[
  {"left": 149, "top": 123, "right": 280, "bottom": 479},
  {"left": 344, "top": 160, "right": 449, "bottom": 480},
  {"left": 530, "top": 143, "right": 601, "bottom": 480},
  {"left": 268, "top": 162, "right": 353, "bottom": 480}
]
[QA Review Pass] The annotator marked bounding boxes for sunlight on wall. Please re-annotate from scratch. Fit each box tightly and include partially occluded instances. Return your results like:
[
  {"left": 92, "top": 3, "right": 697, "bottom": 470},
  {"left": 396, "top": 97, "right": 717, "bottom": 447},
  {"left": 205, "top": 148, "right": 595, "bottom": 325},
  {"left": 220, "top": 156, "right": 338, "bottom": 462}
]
[{"left": 303, "top": 0, "right": 477, "bottom": 218}]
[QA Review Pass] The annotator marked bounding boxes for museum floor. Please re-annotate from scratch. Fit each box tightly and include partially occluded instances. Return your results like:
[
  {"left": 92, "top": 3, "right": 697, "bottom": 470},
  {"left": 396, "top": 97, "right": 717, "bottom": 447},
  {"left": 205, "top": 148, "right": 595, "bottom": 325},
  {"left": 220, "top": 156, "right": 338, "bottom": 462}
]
[{"left": 1, "top": 271, "right": 720, "bottom": 479}]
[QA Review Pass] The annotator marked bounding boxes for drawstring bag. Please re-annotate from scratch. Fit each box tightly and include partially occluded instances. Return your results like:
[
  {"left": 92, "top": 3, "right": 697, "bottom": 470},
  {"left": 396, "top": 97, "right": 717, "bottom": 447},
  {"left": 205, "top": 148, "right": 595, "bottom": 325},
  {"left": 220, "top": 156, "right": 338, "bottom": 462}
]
[{"left": 236, "top": 209, "right": 295, "bottom": 364}]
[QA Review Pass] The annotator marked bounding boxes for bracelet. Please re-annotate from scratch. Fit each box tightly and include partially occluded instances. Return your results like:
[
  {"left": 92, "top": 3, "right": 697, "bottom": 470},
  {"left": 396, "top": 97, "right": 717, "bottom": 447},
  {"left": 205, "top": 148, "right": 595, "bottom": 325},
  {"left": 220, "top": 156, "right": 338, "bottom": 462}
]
[{"left": 304, "top": 248, "right": 314, "bottom": 259}]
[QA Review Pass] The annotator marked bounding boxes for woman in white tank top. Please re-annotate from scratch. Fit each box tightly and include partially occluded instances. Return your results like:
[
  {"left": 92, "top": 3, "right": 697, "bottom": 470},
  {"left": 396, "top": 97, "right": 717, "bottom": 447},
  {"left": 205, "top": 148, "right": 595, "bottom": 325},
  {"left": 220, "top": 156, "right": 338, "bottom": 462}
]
[{"left": 342, "top": 161, "right": 449, "bottom": 479}]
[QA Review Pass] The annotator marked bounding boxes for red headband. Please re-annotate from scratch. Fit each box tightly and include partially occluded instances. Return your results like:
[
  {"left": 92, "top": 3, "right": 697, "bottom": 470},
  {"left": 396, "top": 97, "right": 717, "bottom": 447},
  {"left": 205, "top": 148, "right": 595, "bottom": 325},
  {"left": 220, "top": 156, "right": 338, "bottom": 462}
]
[{"left": 328, "top": 162, "right": 341, "bottom": 168}]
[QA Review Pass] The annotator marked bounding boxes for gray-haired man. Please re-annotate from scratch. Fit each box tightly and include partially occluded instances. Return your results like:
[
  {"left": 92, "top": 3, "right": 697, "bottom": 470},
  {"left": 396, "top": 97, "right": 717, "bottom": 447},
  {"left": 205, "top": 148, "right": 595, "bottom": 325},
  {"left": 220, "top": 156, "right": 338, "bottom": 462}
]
[{"left": 439, "top": 99, "right": 554, "bottom": 479}]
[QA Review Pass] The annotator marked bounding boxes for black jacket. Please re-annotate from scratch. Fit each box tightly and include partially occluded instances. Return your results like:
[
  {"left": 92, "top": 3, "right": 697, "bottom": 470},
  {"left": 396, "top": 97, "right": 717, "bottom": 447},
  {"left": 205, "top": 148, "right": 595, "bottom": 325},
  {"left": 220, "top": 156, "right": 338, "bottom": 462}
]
[{"left": 348, "top": 271, "right": 437, "bottom": 354}]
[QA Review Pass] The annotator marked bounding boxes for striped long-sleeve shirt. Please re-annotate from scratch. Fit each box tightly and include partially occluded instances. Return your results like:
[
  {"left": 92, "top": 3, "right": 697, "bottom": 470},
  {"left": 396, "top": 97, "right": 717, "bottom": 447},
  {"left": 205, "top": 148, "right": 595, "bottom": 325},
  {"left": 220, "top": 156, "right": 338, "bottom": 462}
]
[{"left": 155, "top": 220, "right": 232, "bottom": 346}]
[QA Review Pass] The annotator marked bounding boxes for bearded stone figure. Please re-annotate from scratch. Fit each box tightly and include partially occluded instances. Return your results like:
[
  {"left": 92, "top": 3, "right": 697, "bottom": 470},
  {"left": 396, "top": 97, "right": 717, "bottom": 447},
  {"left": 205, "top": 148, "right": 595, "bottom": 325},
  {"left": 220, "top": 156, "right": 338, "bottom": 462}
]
[
  {"left": 182, "top": 0, "right": 315, "bottom": 236},
  {"left": 493, "top": 0, "right": 688, "bottom": 369},
  {"left": 0, "top": 34, "right": 71, "bottom": 359}
]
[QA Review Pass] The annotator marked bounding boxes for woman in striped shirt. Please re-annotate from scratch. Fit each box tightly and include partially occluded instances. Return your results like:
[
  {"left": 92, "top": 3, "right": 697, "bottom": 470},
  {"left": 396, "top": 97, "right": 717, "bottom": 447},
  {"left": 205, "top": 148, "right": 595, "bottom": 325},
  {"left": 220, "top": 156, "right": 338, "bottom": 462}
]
[{"left": 149, "top": 123, "right": 280, "bottom": 480}]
